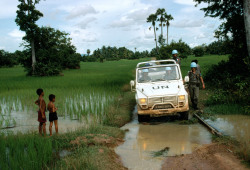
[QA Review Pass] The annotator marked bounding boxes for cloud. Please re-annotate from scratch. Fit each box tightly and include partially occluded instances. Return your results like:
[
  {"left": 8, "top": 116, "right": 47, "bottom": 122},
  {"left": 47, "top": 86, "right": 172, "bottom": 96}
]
[
  {"left": 66, "top": 5, "right": 98, "bottom": 20},
  {"left": 110, "top": 7, "right": 155, "bottom": 28},
  {"left": 172, "top": 19, "right": 204, "bottom": 28},
  {"left": 0, "top": 0, "right": 18, "bottom": 19},
  {"left": 70, "top": 29, "right": 98, "bottom": 43},
  {"left": 8, "top": 29, "right": 25, "bottom": 38},
  {"left": 144, "top": 28, "right": 154, "bottom": 39},
  {"left": 76, "top": 17, "right": 97, "bottom": 29},
  {"left": 0, "top": 46, "right": 5, "bottom": 50},
  {"left": 126, "top": 7, "right": 156, "bottom": 23},
  {"left": 173, "top": 0, "right": 196, "bottom": 6},
  {"left": 110, "top": 18, "right": 134, "bottom": 28}
]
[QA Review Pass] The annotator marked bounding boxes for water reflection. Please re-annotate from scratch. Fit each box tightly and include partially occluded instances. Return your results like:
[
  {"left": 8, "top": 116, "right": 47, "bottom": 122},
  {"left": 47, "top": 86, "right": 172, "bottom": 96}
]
[
  {"left": 115, "top": 120, "right": 211, "bottom": 170},
  {"left": 1, "top": 110, "right": 86, "bottom": 134},
  {"left": 206, "top": 115, "right": 250, "bottom": 144}
]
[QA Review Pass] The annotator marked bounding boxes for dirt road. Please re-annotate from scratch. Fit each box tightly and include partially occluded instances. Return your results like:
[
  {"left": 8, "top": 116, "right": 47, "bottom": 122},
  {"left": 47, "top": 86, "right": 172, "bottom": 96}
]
[
  {"left": 115, "top": 108, "right": 249, "bottom": 170},
  {"left": 162, "top": 143, "right": 248, "bottom": 170}
]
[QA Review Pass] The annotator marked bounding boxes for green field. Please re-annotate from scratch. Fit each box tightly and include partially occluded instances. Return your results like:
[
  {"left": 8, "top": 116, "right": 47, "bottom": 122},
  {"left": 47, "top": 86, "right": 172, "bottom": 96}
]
[
  {"left": 0, "top": 55, "right": 228, "bottom": 127},
  {"left": 0, "top": 59, "right": 144, "bottom": 127},
  {"left": 0, "top": 55, "right": 229, "bottom": 169}
]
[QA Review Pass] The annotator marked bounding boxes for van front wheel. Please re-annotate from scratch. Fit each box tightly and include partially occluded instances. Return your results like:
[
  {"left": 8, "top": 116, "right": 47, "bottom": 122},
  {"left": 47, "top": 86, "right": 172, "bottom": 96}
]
[
  {"left": 138, "top": 114, "right": 149, "bottom": 122},
  {"left": 180, "top": 111, "right": 189, "bottom": 120}
]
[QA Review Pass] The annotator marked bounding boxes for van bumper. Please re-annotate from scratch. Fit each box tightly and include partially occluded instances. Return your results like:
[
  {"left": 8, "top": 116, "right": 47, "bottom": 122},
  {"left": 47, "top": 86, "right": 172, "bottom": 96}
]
[{"left": 137, "top": 104, "right": 189, "bottom": 117}]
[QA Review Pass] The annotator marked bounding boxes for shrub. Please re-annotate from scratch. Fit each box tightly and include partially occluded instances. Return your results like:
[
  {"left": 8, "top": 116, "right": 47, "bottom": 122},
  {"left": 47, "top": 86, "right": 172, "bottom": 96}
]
[
  {"left": 193, "top": 46, "right": 205, "bottom": 57},
  {"left": 157, "top": 39, "right": 191, "bottom": 60},
  {"left": 0, "top": 50, "right": 19, "bottom": 67}
]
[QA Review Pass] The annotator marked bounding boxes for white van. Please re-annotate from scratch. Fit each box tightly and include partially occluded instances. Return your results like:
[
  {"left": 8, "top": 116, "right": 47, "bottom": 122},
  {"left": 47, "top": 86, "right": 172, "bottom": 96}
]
[{"left": 130, "top": 60, "right": 189, "bottom": 122}]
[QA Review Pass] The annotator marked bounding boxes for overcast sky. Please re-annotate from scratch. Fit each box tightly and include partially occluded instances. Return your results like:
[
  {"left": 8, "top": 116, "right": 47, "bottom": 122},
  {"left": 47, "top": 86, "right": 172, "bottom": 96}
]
[{"left": 0, "top": 0, "right": 221, "bottom": 53}]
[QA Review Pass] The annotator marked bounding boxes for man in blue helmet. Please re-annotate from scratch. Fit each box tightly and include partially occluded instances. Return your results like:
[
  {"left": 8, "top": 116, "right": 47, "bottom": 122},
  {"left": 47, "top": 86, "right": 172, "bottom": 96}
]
[
  {"left": 139, "top": 68, "right": 151, "bottom": 83},
  {"left": 172, "top": 50, "right": 181, "bottom": 65},
  {"left": 191, "top": 59, "right": 201, "bottom": 74},
  {"left": 187, "top": 62, "right": 205, "bottom": 110},
  {"left": 164, "top": 67, "right": 176, "bottom": 80}
]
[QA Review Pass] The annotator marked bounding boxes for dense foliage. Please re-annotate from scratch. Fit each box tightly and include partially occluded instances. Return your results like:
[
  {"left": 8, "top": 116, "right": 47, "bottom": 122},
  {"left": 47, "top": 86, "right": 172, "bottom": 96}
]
[
  {"left": 195, "top": 0, "right": 250, "bottom": 109},
  {"left": 20, "top": 27, "right": 81, "bottom": 76},
  {"left": 193, "top": 46, "right": 205, "bottom": 57},
  {"left": 205, "top": 40, "right": 230, "bottom": 55},
  {"left": 157, "top": 39, "right": 191, "bottom": 59},
  {"left": 0, "top": 50, "right": 19, "bottom": 67},
  {"left": 82, "top": 46, "right": 150, "bottom": 62}
]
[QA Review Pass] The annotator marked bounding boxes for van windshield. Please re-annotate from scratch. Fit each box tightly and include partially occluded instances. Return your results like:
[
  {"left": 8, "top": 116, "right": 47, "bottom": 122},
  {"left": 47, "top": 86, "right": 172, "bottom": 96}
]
[{"left": 137, "top": 66, "right": 180, "bottom": 83}]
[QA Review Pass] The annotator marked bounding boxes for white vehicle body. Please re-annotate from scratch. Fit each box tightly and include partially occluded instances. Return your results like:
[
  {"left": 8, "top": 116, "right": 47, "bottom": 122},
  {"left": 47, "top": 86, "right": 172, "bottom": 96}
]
[{"left": 130, "top": 60, "right": 189, "bottom": 119}]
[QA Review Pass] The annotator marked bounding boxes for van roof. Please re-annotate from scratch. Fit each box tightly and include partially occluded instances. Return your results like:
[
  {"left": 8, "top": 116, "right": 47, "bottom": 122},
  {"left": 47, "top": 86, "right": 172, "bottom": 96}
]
[{"left": 136, "top": 59, "right": 177, "bottom": 68}]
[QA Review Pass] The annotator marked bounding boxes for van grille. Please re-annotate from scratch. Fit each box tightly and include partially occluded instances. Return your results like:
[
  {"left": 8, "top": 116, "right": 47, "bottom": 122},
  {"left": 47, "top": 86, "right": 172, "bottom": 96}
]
[{"left": 148, "top": 96, "right": 177, "bottom": 107}]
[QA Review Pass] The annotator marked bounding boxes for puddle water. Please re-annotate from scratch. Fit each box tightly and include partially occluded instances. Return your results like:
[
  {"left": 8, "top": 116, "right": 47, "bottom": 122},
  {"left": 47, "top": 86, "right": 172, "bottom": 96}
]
[
  {"left": 206, "top": 115, "right": 250, "bottom": 144},
  {"left": 115, "top": 111, "right": 212, "bottom": 170},
  {"left": 1, "top": 110, "right": 86, "bottom": 134}
]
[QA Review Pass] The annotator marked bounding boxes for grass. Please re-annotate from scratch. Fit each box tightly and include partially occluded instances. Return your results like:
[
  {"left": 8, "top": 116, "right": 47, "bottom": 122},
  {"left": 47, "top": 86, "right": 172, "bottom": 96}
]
[
  {"left": 204, "top": 104, "right": 246, "bottom": 115},
  {"left": 0, "top": 58, "right": 142, "bottom": 169},
  {"left": 0, "top": 55, "right": 230, "bottom": 169},
  {"left": 0, "top": 59, "right": 146, "bottom": 126},
  {"left": 180, "top": 54, "right": 228, "bottom": 78}
]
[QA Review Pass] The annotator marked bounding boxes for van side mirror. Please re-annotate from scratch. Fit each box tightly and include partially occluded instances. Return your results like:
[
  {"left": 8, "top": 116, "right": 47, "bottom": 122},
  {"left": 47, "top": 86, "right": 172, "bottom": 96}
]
[
  {"left": 130, "top": 80, "right": 135, "bottom": 92},
  {"left": 130, "top": 80, "right": 135, "bottom": 87},
  {"left": 184, "top": 76, "right": 189, "bottom": 83}
]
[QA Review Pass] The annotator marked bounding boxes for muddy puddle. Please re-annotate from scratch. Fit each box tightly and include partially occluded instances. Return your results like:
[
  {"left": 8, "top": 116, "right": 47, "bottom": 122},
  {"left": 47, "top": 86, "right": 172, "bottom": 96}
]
[
  {"left": 1, "top": 110, "right": 86, "bottom": 134},
  {"left": 115, "top": 111, "right": 212, "bottom": 170},
  {"left": 206, "top": 115, "right": 250, "bottom": 143}
]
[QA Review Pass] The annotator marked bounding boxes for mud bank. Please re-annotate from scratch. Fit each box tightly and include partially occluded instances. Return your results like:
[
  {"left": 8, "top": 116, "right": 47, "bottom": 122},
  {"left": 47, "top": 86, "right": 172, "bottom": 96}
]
[{"left": 162, "top": 143, "right": 248, "bottom": 170}]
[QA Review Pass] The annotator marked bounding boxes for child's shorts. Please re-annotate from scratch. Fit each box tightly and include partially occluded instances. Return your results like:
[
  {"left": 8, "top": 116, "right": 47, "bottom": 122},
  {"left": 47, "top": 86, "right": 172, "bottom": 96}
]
[{"left": 49, "top": 112, "right": 58, "bottom": 122}]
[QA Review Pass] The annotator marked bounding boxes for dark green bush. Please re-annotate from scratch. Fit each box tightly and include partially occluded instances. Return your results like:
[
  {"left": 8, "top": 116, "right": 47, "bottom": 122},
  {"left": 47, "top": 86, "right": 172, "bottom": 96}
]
[
  {"left": 0, "top": 50, "right": 19, "bottom": 67},
  {"left": 157, "top": 39, "right": 191, "bottom": 60},
  {"left": 193, "top": 46, "right": 205, "bottom": 57}
]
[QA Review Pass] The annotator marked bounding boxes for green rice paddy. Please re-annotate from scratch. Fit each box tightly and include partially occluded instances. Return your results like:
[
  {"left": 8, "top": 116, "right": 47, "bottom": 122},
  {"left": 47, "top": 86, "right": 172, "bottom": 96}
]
[{"left": 0, "top": 55, "right": 230, "bottom": 169}]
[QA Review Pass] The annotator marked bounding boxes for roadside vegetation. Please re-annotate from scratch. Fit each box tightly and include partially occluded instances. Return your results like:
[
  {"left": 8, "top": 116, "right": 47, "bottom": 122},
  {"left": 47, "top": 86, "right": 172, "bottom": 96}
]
[{"left": 0, "top": 59, "right": 142, "bottom": 169}]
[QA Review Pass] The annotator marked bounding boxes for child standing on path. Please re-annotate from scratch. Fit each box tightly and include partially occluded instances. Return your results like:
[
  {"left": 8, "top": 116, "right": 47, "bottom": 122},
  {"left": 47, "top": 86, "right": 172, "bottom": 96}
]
[
  {"left": 47, "top": 94, "right": 58, "bottom": 136},
  {"left": 35, "top": 88, "right": 47, "bottom": 136}
]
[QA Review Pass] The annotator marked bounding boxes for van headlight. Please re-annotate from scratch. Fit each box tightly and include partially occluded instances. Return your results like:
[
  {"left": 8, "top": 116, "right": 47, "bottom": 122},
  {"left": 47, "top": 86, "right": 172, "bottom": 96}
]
[
  {"left": 178, "top": 95, "right": 185, "bottom": 107},
  {"left": 139, "top": 98, "right": 147, "bottom": 104},
  {"left": 178, "top": 95, "right": 185, "bottom": 101}
]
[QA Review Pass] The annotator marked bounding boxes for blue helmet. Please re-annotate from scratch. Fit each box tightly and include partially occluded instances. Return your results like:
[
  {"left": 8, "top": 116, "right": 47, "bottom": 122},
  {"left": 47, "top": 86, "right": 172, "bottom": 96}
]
[
  {"left": 190, "top": 62, "right": 197, "bottom": 68},
  {"left": 142, "top": 69, "right": 149, "bottom": 73},
  {"left": 172, "top": 50, "right": 178, "bottom": 55},
  {"left": 165, "top": 67, "right": 171, "bottom": 71}
]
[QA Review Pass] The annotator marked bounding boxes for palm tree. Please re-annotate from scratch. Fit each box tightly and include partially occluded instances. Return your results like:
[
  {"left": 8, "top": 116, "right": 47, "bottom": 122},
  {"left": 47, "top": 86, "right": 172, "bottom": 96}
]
[
  {"left": 87, "top": 49, "right": 91, "bottom": 56},
  {"left": 164, "top": 13, "right": 174, "bottom": 45},
  {"left": 156, "top": 8, "right": 166, "bottom": 36},
  {"left": 147, "top": 14, "right": 158, "bottom": 52},
  {"left": 243, "top": 0, "right": 250, "bottom": 57}
]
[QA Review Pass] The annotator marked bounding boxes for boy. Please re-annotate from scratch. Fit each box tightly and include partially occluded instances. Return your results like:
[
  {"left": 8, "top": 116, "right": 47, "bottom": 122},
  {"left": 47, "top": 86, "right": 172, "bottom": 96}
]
[
  {"left": 35, "top": 88, "right": 46, "bottom": 136},
  {"left": 47, "top": 94, "right": 58, "bottom": 136}
]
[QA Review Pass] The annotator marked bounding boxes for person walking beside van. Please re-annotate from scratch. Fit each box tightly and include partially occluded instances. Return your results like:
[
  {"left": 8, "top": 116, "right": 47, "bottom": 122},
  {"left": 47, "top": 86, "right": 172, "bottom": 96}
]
[
  {"left": 172, "top": 50, "right": 181, "bottom": 65},
  {"left": 187, "top": 62, "right": 205, "bottom": 110},
  {"left": 191, "top": 60, "right": 201, "bottom": 74}
]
